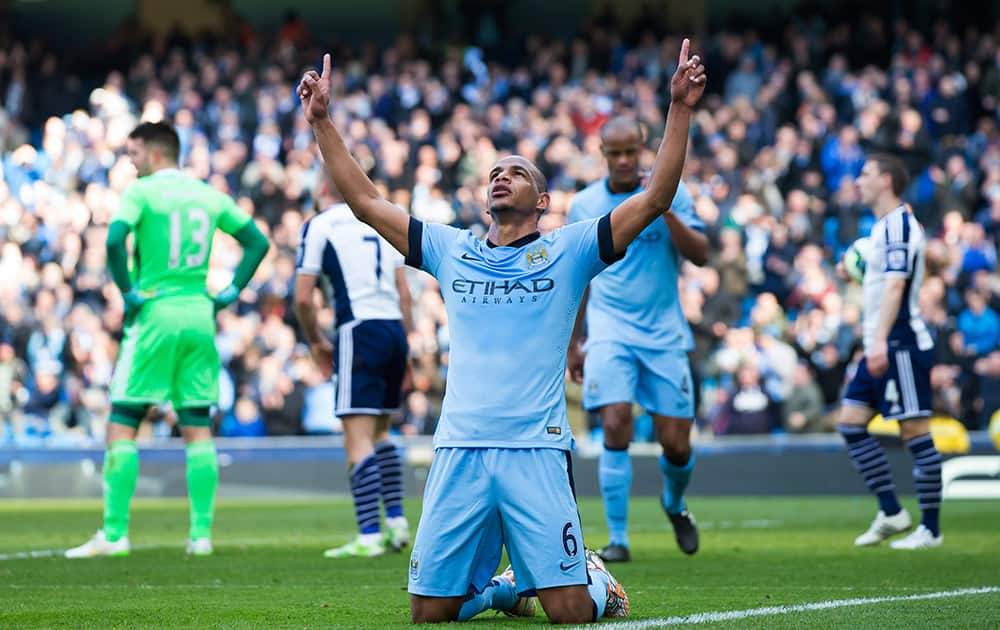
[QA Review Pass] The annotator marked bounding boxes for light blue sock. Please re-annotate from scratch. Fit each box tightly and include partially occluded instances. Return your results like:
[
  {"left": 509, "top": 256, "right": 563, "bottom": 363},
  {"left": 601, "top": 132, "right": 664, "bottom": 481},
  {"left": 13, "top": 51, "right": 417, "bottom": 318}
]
[
  {"left": 457, "top": 577, "right": 517, "bottom": 621},
  {"left": 660, "top": 453, "right": 695, "bottom": 515},
  {"left": 587, "top": 566, "right": 609, "bottom": 619},
  {"left": 599, "top": 446, "right": 632, "bottom": 547}
]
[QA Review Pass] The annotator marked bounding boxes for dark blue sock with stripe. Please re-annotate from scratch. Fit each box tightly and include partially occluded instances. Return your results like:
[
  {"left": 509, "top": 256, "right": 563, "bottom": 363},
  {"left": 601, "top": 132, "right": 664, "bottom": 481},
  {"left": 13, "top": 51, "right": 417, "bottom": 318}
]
[
  {"left": 374, "top": 440, "right": 404, "bottom": 518},
  {"left": 838, "top": 424, "right": 902, "bottom": 515},
  {"left": 350, "top": 454, "right": 382, "bottom": 535},
  {"left": 906, "top": 434, "right": 942, "bottom": 536}
]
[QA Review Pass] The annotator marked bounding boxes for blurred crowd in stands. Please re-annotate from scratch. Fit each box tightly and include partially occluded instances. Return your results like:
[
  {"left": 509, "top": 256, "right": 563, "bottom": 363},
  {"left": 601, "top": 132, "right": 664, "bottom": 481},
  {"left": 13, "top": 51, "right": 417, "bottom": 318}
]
[{"left": 1, "top": 7, "right": 999, "bottom": 445}]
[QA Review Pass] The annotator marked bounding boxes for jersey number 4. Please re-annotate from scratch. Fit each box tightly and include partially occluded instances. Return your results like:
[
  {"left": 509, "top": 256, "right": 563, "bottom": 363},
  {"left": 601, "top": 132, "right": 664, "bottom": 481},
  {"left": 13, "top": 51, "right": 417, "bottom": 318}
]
[{"left": 169, "top": 209, "right": 210, "bottom": 269}]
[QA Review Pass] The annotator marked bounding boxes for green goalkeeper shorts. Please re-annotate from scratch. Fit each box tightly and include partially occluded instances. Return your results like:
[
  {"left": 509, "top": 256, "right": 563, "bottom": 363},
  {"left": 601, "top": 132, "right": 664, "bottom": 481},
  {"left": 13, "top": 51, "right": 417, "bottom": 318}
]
[{"left": 110, "top": 295, "right": 219, "bottom": 409}]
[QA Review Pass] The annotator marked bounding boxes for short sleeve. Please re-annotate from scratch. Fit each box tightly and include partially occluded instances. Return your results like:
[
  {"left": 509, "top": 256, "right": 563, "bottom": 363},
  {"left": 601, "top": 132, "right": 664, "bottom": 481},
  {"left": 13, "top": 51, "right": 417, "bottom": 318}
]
[
  {"left": 217, "top": 194, "right": 253, "bottom": 235},
  {"left": 883, "top": 212, "right": 912, "bottom": 276},
  {"left": 296, "top": 218, "right": 325, "bottom": 274},
  {"left": 405, "top": 217, "right": 462, "bottom": 277},
  {"left": 671, "top": 181, "right": 704, "bottom": 232},
  {"left": 557, "top": 213, "right": 625, "bottom": 281},
  {"left": 113, "top": 183, "right": 144, "bottom": 227}
]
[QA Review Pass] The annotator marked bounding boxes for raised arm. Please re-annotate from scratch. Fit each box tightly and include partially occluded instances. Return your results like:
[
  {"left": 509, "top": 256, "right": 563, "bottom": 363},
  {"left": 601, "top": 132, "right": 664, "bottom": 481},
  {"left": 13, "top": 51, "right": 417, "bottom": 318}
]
[
  {"left": 610, "top": 39, "right": 706, "bottom": 253},
  {"left": 298, "top": 54, "right": 410, "bottom": 256}
]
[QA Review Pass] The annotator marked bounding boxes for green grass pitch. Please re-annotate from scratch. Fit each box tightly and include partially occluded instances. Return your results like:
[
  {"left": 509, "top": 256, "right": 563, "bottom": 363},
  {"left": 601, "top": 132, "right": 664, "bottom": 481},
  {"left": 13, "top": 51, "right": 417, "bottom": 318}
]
[{"left": 2, "top": 497, "right": 998, "bottom": 628}]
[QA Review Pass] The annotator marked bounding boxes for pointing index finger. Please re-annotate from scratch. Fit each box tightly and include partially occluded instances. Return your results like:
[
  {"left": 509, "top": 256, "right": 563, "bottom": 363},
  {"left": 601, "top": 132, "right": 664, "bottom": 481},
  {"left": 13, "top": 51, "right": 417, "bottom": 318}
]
[
  {"left": 321, "top": 53, "right": 331, "bottom": 80},
  {"left": 678, "top": 38, "right": 689, "bottom": 67}
]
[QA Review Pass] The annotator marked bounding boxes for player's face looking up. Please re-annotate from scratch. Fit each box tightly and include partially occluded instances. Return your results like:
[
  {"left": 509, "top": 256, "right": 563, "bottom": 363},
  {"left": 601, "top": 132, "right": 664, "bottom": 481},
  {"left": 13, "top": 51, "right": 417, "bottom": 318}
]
[
  {"left": 601, "top": 125, "right": 643, "bottom": 192},
  {"left": 486, "top": 156, "right": 549, "bottom": 219}
]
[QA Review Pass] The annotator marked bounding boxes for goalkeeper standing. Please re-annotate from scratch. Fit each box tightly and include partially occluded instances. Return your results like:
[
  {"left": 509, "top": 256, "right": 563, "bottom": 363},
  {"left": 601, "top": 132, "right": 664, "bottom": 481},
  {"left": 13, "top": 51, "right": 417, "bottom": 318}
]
[{"left": 66, "top": 122, "right": 269, "bottom": 558}]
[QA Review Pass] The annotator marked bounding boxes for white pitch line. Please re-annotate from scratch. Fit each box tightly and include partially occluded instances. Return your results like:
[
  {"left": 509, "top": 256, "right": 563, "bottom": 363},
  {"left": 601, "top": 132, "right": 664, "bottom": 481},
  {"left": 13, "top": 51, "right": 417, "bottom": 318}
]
[{"left": 578, "top": 586, "right": 1000, "bottom": 629}]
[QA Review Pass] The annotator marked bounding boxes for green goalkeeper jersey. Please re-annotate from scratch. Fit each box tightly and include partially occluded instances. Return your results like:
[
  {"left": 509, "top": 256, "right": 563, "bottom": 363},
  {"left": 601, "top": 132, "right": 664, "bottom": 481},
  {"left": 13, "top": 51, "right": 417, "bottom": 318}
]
[{"left": 113, "top": 169, "right": 252, "bottom": 297}]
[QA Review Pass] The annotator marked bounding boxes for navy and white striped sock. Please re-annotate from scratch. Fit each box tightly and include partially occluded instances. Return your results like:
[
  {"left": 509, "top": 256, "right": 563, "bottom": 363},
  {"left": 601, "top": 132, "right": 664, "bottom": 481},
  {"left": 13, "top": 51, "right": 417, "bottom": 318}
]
[
  {"left": 838, "top": 424, "right": 902, "bottom": 515},
  {"left": 374, "top": 440, "right": 404, "bottom": 519},
  {"left": 350, "top": 454, "right": 382, "bottom": 535},
  {"left": 906, "top": 434, "right": 942, "bottom": 536}
]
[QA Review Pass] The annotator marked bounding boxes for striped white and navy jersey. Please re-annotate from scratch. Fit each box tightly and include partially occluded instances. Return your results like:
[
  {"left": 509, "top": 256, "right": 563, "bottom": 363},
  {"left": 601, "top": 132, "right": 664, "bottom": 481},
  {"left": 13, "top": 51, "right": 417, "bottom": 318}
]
[
  {"left": 296, "top": 203, "right": 404, "bottom": 327},
  {"left": 861, "top": 205, "right": 933, "bottom": 352}
]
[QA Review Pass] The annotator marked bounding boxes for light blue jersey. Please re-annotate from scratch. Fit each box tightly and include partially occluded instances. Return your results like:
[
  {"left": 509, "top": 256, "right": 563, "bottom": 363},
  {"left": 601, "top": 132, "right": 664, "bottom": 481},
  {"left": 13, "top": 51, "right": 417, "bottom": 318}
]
[
  {"left": 405, "top": 214, "right": 622, "bottom": 450},
  {"left": 569, "top": 179, "right": 702, "bottom": 351}
]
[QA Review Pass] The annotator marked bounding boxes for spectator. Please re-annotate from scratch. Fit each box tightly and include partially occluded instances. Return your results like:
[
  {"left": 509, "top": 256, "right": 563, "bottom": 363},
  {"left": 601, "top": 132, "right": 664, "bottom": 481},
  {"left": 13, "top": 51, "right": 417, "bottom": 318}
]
[
  {"left": 220, "top": 397, "right": 267, "bottom": 438},
  {"left": 957, "top": 289, "right": 1000, "bottom": 356},
  {"left": 711, "top": 362, "right": 782, "bottom": 435},
  {"left": 782, "top": 362, "right": 827, "bottom": 433}
]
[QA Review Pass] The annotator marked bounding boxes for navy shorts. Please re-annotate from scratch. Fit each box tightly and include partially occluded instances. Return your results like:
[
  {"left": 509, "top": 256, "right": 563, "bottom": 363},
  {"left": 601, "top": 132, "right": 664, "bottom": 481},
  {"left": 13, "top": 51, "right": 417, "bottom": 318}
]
[
  {"left": 843, "top": 346, "right": 933, "bottom": 421},
  {"left": 334, "top": 319, "right": 408, "bottom": 416}
]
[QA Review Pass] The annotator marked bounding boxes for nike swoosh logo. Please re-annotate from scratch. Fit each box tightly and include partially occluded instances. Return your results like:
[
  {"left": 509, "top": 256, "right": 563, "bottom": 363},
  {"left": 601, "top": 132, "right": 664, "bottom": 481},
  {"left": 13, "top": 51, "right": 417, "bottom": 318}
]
[
  {"left": 559, "top": 560, "right": 581, "bottom": 571},
  {"left": 460, "top": 253, "right": 478, "bottom": 261}
]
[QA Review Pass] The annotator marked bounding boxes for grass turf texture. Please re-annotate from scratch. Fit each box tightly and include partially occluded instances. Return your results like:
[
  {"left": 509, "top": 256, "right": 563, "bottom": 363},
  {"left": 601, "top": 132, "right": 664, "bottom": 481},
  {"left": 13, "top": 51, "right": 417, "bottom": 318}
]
[{"left": 1, "top": 497, "right": 997, "bottom": 628}]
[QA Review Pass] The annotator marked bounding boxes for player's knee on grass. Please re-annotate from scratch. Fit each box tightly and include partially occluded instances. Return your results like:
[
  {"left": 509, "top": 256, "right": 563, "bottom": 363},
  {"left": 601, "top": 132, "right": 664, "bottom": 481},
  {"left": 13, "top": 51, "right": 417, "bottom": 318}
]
[
  {"left": 409, "top": 595, "right": 464, "bottom": 623},
  {"left": 600, "top": 403, "right": 634, "bottom": 449},
  {"left": 537, "top": 586, "right": 596, "bottom": 624}
]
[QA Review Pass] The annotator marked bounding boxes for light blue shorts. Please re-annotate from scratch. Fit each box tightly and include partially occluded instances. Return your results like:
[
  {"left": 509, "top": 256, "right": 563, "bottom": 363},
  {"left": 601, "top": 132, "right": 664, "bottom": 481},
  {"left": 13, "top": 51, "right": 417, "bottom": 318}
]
[
  {"left": 583, "top": 342, "right": 694, "bottom": 418},
  {"left": 407, "top": 448, "right": 588, "bottom": 597}
]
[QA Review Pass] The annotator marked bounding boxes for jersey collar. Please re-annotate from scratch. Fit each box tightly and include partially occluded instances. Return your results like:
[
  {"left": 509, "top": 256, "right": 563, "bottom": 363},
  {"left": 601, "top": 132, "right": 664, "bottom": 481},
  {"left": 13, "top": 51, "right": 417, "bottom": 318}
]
[
  {"left": 486, "top": 232, "right": 541, "bottom": 249},
  {"left": 151, "top": 168, "right": 182, "bottom": 177},
  {"left": 604, "top": 177, "right": 642, "bottom": 196}
]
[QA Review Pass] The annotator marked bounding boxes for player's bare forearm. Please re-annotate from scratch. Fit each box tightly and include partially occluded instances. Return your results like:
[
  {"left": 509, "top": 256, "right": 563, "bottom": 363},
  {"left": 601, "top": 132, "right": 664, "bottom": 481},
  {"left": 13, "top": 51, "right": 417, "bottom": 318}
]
[
  {"left": 874, "top": 277, "right": 906, "bottom": 344},
  {"left": 610, "top": 104, "right": 694, "bottom": 253},
  {"left": 395, "top": 267, "right": 414, "bottom": 334},
  {"left": 293, "top": 274, "right": 324, "bottom": 345},
  {"left": 665, "top": 212, "right": 709, "bottom": 265},
  {"left": 610, "top": 39, "right": 703, "bottom": 253},
  {"left": 310, "top": 118, "right": 410, "bottom": 255}
]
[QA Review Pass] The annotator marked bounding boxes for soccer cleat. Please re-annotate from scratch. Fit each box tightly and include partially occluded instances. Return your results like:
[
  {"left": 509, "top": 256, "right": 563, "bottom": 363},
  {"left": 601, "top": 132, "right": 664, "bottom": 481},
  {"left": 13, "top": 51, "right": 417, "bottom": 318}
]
[
  {"left": 186, "top": 538, "right": 213, "bottom": 556},
  {"left": 666, "top": 509, "right": 700, "bottom": 555},
  {"left": 585, "top": 549, "right": 630, "bottom": 618},
  {"left": 386, "top": 517, "right": 411, "bottom": 551},
  {"left": 889, "top": 524, "right": 943, "bottom": 550},
  {"left": 323, "top": 534, "right": 386, "bottom": 558},
  {"left": 65, "top": 531, "right": 130, "bottom": 558},
  {"left": 854, "top": 509, "right": 912, "bottom": 546},
  {"left": 494, "top": 565, "right": 537, "bottom": 617},
  {"left": 597, "top": 543, "right": 631, "bottom": 563}
]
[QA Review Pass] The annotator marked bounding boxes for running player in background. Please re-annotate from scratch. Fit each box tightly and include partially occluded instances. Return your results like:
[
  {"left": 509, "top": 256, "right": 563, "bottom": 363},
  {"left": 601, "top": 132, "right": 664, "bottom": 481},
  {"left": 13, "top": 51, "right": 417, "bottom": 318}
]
[
  {"left": 66, "top": 122, "right": 270, "bottom": 558},
  {"left": 298, "top": 41, "right": 705, "bottom": 623},
  {"left": 837, "top": 153, "right": 942, "bottom": 549},
  {"left": 295, "top": 174, "right": 413, "bottom": 558},
  {"left": 567, "top": 117, "right": 709, "bottom": 562}
]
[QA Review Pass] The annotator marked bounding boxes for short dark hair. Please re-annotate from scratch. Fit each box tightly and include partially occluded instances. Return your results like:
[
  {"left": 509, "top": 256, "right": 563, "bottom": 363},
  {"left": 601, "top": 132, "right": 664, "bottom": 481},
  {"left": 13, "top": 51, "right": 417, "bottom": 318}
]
[
  {"left": 128, "top": 122, "right": 180, "bottom": 162},
  {"left": 868, "top": 153, "right": 909, "bottom": 196},
  {"left": 600, "top": 116, "right": 645, "bottom": 144}
]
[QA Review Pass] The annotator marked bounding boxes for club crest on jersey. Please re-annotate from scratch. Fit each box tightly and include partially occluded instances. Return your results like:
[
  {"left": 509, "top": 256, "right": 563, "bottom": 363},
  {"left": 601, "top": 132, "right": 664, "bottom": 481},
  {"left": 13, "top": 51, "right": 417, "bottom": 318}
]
[{"left": 526, "top": 246, "right": 549, "bottom": 267}]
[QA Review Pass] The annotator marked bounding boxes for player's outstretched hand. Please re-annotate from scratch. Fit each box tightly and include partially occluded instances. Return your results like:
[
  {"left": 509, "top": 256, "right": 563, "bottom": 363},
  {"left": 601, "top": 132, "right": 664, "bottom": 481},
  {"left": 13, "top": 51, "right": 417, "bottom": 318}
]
[
  {"left": 298, "top": 53, "right": 332, "bottom": 125},
  {"left": 670, "top": 38, "right": 706, "bottom": 108}
]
